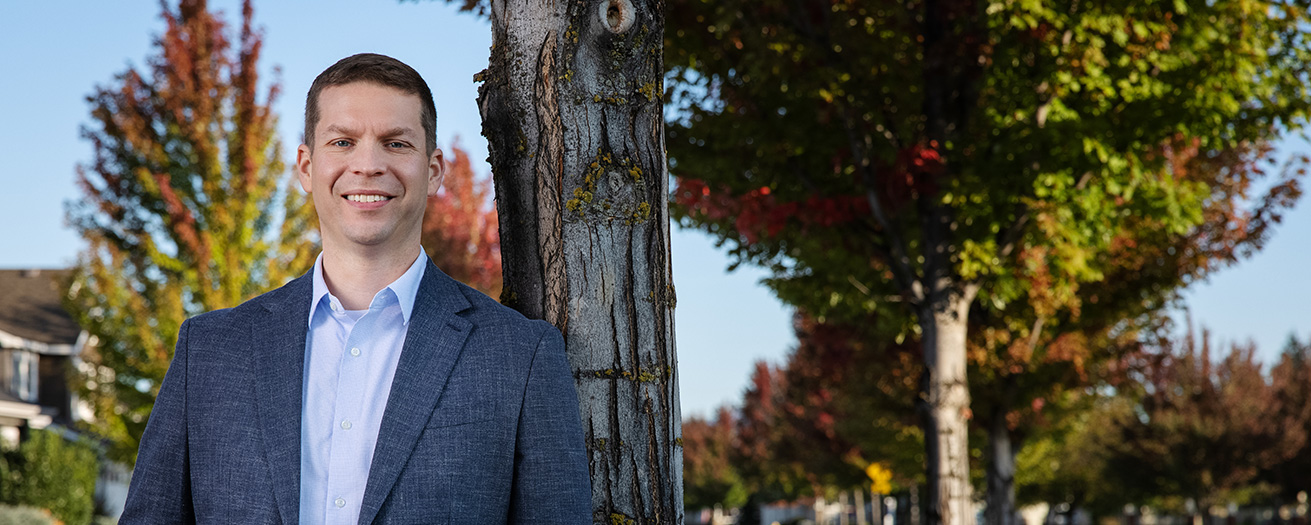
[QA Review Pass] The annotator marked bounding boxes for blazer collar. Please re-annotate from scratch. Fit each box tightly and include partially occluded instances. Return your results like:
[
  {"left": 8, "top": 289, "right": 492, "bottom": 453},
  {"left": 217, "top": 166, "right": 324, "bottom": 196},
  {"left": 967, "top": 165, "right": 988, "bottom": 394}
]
[{"left": 358, "top": 258, "right": 474, "bottom": 525}]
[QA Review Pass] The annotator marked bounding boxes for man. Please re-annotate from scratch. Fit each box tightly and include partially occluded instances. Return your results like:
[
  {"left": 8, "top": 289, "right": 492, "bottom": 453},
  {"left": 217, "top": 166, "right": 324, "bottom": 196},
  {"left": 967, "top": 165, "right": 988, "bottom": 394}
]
[{"left": 121, "top": 53, "right": 591, "bottom": 524}]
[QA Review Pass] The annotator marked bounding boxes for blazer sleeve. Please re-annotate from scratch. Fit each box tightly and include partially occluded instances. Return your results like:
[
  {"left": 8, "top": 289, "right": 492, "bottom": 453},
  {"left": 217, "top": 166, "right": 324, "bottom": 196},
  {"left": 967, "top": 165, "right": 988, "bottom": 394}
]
[
  {"left": 120, "top": 318, "right": 195, "bottom": 524},
  {"left": 507, "top": 321, "right": 592, "bottom": 524}
]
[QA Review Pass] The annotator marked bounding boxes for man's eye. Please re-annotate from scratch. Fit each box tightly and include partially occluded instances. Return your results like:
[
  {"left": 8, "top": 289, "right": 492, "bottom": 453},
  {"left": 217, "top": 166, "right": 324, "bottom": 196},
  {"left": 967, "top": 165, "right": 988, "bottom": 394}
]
[
  {"left": 387, "top": 141, "right": 408, "bottom": 149},
  {"left": 332, "top": 139, "right": 352, "bottom": 147}
]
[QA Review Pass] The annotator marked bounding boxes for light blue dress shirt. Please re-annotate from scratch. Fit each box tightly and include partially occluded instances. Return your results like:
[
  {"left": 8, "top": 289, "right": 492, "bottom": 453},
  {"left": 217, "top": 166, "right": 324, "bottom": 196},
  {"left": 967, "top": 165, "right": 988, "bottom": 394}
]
[{"left": 299, "top": 250, "right": 427, "bottom": 525}]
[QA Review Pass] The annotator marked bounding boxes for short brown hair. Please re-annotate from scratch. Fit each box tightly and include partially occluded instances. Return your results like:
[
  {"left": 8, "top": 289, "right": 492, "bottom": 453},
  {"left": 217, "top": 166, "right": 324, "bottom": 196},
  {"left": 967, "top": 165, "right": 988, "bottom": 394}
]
[{"left": 304, "top": 53, "right": 437, "bottom": 153}]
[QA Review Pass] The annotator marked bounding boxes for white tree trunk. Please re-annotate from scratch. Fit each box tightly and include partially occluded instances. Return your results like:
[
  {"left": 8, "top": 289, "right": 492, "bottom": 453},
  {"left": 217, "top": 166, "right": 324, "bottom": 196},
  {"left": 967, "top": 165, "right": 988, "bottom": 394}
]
[
  {"left": 918, "top": 289, "right": 975, "bottom": 525},
  {"left": 479, "top": 0, "right": 681, "bottom": 522}
]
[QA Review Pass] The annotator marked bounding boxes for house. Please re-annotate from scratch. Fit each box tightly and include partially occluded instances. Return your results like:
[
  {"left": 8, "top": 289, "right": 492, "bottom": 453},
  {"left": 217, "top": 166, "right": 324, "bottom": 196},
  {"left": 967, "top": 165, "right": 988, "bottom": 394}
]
[
  {"left": 0, "top": 269, "right": 86, "bottom": 444},
  {"left": 0, "top": 268, "right": 128, "bottom": 518}
]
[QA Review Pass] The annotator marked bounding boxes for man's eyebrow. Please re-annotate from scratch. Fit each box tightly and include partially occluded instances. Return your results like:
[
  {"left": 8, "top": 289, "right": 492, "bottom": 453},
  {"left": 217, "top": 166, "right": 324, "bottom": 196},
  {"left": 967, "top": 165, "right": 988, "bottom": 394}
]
[
  {"left": 379, "top": 127, "right": 419, "bottom": 139},
  {"left": 323, "top": 124, "right": 360, "bottom": 139}
]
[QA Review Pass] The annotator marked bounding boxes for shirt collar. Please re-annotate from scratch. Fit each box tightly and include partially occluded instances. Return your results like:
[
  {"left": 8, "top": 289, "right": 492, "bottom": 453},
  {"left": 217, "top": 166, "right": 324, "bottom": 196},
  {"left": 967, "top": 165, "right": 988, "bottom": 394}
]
[{"left": 308, "top": 249, "right": 428, "bottom": 326}]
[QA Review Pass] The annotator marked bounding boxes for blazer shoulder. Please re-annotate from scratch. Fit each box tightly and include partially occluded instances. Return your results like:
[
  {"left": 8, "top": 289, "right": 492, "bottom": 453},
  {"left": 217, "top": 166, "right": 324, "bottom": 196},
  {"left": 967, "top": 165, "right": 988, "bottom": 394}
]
[
  {"left": 458, "top": 284, "right": 550, "bottom": 330},
  {"left": 185, "top": 272, "right": 310, "bottom": 332},
  {"left": 446, "top": 279, "right": 556, "bottom": 341}
]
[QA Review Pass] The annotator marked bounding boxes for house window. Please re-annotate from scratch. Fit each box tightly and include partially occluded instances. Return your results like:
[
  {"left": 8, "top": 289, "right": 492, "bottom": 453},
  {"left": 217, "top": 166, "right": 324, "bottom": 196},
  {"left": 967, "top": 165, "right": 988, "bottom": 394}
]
[{"left": 3, "top": 349, "right": 38, "bottom": 403}]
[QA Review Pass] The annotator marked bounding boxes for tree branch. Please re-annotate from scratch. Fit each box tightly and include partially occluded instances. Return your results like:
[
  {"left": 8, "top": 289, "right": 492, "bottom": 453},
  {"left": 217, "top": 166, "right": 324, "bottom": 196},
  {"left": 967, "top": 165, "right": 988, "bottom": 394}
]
[{"left": 840, "top": 106, "right": 924, "bottom": 303}]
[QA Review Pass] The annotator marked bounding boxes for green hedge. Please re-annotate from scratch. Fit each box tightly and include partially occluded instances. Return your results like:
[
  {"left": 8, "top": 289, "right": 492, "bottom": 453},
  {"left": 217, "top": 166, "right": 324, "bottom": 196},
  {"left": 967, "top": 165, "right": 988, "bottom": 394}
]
[{"left": 0, "top": 429, "right": 101, "bottom": 525}]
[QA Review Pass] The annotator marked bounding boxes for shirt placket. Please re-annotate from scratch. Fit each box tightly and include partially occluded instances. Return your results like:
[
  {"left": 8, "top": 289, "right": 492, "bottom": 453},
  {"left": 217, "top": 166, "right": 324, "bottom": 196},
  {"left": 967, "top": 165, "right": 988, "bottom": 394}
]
[{"left": 324, "top": 309, "right": 375, "bottom": 523}]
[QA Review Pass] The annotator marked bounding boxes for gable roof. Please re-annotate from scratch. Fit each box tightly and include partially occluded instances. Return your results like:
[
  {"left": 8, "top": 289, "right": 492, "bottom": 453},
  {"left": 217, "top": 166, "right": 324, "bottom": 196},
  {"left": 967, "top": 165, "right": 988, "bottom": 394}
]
[{"left": 0, "top": 269, "right": 82, "bottom": 346}]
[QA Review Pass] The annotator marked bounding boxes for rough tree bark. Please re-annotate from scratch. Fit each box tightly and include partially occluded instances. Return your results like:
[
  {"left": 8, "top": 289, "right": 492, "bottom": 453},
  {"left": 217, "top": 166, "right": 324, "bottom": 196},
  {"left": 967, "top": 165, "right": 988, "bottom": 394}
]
[{"left": 477, "top": 0, "right": 681, "bottom": 522}]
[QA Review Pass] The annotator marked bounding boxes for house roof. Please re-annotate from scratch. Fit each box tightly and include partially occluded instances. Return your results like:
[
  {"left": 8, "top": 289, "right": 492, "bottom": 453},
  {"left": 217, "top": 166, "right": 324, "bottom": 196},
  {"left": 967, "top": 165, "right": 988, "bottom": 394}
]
[{"left": 0, "top": 269, "right": 81, "bottom": 346}]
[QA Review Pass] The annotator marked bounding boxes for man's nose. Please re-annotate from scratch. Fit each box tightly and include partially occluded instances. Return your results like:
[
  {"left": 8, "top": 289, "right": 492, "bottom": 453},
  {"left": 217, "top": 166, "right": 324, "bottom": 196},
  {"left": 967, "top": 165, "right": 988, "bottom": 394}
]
[{"left": 350, "top": 144, "right": 386, "bottom": 176}]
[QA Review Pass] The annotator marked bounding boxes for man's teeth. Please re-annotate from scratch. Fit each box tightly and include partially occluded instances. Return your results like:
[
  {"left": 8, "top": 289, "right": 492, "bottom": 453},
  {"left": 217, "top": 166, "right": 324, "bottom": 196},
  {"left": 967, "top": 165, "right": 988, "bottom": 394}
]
[{"left": 346, "top": 195, "right": 390, "bottom": 203}]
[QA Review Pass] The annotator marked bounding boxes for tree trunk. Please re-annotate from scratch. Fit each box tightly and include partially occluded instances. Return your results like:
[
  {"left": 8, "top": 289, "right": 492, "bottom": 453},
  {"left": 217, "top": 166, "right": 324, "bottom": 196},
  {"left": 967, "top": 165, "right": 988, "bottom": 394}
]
[
  {"left": 917, "top": 289, "right": 976, "bottom": 525},
  {"left": 478, "top": 0, "right": 681, "bottom": 522},
  {"left": 985, "top": 406, "right": 1018, "bottom": 525}
]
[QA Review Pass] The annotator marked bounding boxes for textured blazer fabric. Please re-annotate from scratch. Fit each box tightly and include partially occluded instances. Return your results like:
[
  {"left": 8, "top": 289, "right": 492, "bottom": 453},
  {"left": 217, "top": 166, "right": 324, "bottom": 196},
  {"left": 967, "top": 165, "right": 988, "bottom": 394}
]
[{"left": 120, "top": 259, "right": 592, "bottom": 524}]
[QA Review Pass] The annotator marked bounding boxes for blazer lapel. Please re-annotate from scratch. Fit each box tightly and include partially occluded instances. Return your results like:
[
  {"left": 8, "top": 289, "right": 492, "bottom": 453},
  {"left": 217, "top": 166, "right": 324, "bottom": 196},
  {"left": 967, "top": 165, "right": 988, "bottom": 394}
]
[
  {"left": 254, "top": 274, "right": 311, "bottom": 525},
  {"left": 357, "top": 260, "right": 473, "bottom": 525}
]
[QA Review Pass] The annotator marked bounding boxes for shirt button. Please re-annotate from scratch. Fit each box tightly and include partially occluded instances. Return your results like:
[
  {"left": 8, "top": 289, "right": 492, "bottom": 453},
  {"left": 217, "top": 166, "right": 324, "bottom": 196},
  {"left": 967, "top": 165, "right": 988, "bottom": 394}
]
[
  {"left": 341, "top": 420, "right": 352, "bottom": 430},
  {"left": 335, "top": 497, "right": 346, "bottom": 508},
  {"left": 350, "top": 347, "right": 361, "bottom": 357}
]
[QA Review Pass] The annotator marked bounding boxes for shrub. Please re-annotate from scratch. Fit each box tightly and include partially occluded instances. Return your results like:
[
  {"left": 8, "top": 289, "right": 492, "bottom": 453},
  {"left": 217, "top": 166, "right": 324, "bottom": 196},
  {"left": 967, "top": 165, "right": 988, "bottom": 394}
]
[{"left": 0, "top": 430, "right": 100, "bottom": 525}]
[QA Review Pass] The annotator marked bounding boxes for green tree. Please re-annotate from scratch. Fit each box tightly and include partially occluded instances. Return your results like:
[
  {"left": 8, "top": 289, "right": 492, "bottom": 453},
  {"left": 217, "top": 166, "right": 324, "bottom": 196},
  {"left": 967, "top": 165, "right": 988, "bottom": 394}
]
[
  {"left": 1014, "top": 395, "right": 1132, "bottom": 521},
  {"left": 0, "top": 430, "right": 101, "bottom": 525},
  {"left": 969, "top": 136, "right": 1304, "bottom": 525},
  {"left": 665, "top": 1, "right": 1311, "bottom": 522},
  {"left": 66, "top": 0, "right": 315, "bottom": 464}
]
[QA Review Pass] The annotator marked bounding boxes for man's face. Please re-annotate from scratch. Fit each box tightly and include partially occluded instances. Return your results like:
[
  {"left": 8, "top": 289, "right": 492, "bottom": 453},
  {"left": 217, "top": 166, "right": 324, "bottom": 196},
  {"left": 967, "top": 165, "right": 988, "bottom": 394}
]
[{"left": 297, "top": 82, "right": 443, "bottom": 256}]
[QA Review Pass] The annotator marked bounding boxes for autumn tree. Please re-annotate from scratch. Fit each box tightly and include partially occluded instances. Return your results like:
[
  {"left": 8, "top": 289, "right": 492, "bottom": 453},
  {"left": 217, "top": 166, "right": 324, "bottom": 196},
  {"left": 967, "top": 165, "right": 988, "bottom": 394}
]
[
  {"left": 421, "top": 142, "right": 502, "bottom": 298},
  {"left": 1099, "top": 328, "right": 1303, "bottom": 519},
  {"left": 1253, "top": 335, "right": 1311, "bottom": 502},
  {"left": 65, "top": 0, "right": 314, "bottom": 464},
  {"left": 665, "top": 1, "right": 1311, "bottom": 522},
  {"left": 725, "top": 320, "right": 925, "bottom": 510},
  {"left": 778, "top": 314, "right": 925, "bottom": 493},
  {"left": 682, "top": 407, "right": 748, "bottom": 512}
]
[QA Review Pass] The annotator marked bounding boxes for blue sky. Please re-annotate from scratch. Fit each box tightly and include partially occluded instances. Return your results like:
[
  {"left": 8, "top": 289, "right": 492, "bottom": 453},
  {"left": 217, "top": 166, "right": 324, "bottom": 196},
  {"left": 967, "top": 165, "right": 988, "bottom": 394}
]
[{"left": 0, "top": 0, "right": 1307, "bottom": 418}]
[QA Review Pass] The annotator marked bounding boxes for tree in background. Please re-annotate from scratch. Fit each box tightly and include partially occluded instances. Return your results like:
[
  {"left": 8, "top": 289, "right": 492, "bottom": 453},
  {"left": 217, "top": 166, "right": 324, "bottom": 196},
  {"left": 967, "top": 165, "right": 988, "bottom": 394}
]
[
  {"left": 65, "top": 0, "right": 315, "bottom": 464},
  {"left": 1260, "top": 336, "right": 1311, "bottom": 502},
  {"left": 1014, "top": 396, "right": 1133, "bottom": 521},
  {"left": 778, "top": 314, "right": 924, "bottom": 493},
  {"left": 970, "top": 137, "right": 1304, "bottom": 525},
  {"left": 665, "top": 0, "right": 1311, "bottom": 521},
  {"left": 682, "top": 407, "right": 748, "bottom": 512},
  {"left": 726, "top": 323, "right": 925, "bottom": 510},
  {"left": 733, "top": 362, "right": 801, "bottom": 500},
  {"left": 1100, "top": 329, "right": 1303, "bottom": 519},
  {"left": 421, "top": 142, "right": 502, "bottom": 298}
]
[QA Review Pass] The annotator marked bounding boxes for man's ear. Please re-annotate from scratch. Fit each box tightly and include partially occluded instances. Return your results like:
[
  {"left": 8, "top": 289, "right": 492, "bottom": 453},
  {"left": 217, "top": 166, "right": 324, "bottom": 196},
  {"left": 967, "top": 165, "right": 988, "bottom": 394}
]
[
  {"left": 428, "top": 147, "right": 446, "bottom": 197},
  {"left": 296, "top": 144, "right": 313, "bottom": 192}
]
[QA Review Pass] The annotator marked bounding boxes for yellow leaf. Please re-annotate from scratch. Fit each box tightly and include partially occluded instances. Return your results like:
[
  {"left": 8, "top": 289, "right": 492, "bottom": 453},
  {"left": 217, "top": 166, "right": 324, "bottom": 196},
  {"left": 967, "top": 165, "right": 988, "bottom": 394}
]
[{"left": 866, "top": 463, "right": 894, "bottom": 494}]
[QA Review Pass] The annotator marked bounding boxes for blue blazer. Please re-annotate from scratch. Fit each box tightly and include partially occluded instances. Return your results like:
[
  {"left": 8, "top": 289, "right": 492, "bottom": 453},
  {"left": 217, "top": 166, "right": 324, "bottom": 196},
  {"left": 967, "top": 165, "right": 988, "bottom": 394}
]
[{"left": 121, "top": 259, "right": 592, "bottom": 524}]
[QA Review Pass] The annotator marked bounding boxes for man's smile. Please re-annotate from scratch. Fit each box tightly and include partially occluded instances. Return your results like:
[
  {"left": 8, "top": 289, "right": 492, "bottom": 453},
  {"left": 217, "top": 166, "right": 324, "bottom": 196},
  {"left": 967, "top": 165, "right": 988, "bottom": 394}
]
[{"left": 344, "top": 194, "right": 394, "bottom": 203}]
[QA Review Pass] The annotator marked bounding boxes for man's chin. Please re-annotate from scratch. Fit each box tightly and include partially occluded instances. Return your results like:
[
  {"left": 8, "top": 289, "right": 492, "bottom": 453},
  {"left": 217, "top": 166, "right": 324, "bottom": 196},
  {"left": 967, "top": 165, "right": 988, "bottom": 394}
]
[{"left": 327, "top": 229, "right": 397, "bottom": 251}]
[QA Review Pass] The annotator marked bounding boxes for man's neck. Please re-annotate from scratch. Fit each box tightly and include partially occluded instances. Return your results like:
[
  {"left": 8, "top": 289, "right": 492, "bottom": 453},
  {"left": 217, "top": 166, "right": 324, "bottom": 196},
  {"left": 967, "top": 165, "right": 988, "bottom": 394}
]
[{"left": 320, "top": 245, "right": 420, "bottom": 310}]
